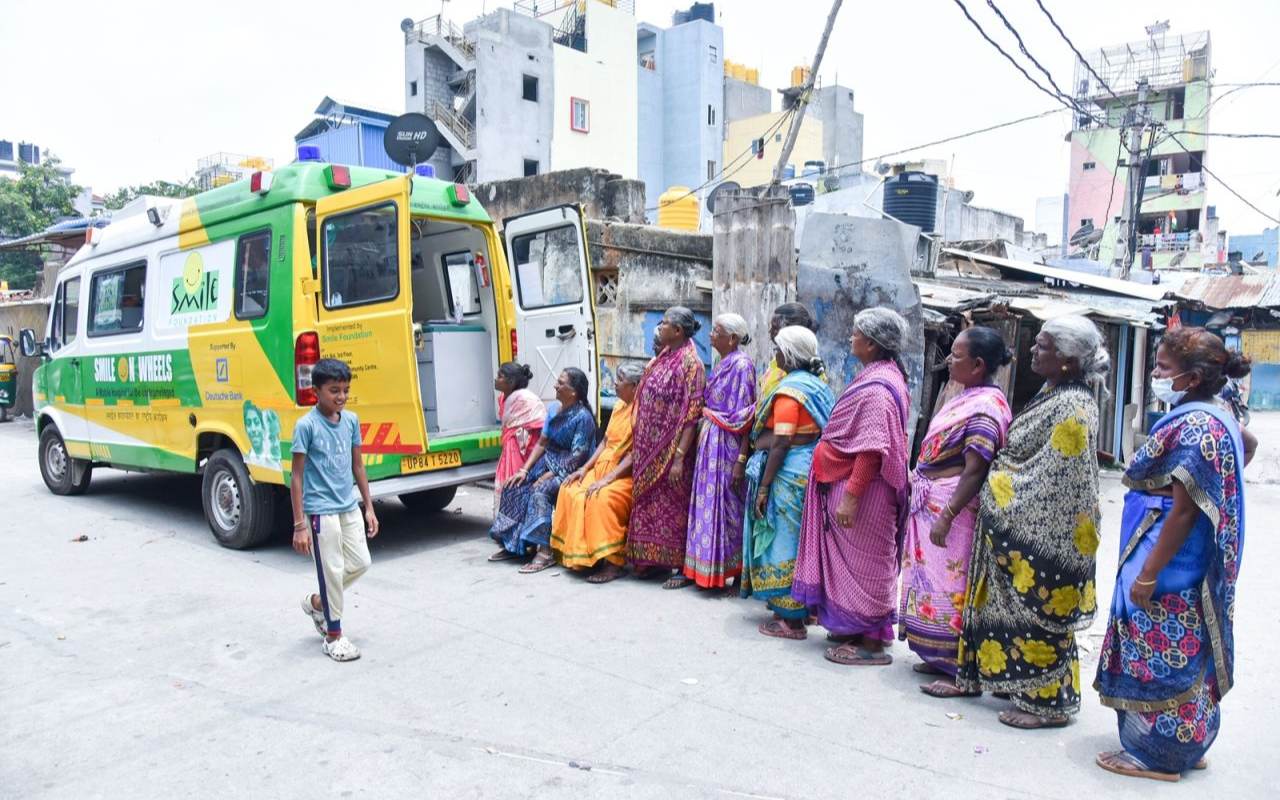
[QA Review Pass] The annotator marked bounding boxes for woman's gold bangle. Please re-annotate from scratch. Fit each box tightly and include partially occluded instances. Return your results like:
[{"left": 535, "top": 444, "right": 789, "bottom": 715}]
[
  {"left": 1134, "top": 577, "right": 1157, "bottom": 586},
  {"left": 737, "top": 454, "right": 749, "bottom": 464}
]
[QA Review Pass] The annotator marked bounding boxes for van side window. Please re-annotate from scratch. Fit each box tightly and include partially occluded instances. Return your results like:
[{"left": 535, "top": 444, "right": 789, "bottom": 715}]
[
  {"left": 88, "top": 261, "right": 147, "bottom": 336},
  {"left": 511, "top": 226, "right": 584, "bottom": 309},
  {"left": 441, "top": 251, "right": 481, "bottom": 317},
  {"left": 234, "top": 230, "right": 272, "bottom": 319},
  {"left": 321, "top": 203, "right": 399, "bottom": 308},
  {"left": 50, "top": 277, "right": 81, "bottom": 351}
]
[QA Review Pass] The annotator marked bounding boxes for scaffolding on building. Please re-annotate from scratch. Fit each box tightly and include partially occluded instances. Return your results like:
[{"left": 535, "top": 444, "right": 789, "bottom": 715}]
[
  {"left": 195, "top": 153, "right": 273, "bottom": 192},
  {"left": 1073, "top": 29, "right": 1211, "bottom": 110}
]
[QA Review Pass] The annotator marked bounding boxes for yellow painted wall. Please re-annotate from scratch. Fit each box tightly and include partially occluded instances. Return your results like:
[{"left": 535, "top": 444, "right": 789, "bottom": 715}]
[{"left": 723, "top": 111, "right": 824, "bottom": 188}]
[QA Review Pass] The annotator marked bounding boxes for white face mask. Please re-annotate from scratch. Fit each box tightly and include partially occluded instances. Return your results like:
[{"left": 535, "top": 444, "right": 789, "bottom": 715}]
[{"left": 1151, "top": 371, "right": 1189, "bottom": 405}]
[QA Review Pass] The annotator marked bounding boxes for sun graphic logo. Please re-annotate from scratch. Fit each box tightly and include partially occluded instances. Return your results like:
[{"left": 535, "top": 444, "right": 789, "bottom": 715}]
[
  {"left": 116, "top": 356, "right": 131, "bottom": 382},
  {"left": 170, "top": 251, "right": 219, "bottom": 315}
]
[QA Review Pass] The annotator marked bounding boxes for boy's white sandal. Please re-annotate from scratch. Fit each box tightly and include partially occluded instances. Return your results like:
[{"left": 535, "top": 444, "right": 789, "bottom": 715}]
[
  {"left": 323, "top": 636, "right": 361, "bottom": 662},
  {"left": 300, "top": 594, "right": 326, "bottom": 636}
]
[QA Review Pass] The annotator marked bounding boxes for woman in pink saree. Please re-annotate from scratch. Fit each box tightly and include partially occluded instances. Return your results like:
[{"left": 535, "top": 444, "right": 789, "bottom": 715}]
[
  {"left": 627, "top": 306, "right": 707, "bottom": 585},
  {"left": 900, "top": 328, "right": 1013, "bottom": 695},
  {"left": 793, "top": 308, "right": 911, "bottom": 665},
  {"left": 493, "top": 363, "right": 546, "bottom": 506}
]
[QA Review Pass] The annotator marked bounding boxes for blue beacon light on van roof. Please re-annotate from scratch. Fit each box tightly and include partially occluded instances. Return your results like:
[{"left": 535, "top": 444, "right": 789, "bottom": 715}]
[
  {"left": 415, "top": 164, "right": 436, "bottom": 178},
  {"left": 297, "top": 145, "right": 322, "bottom": 162}
]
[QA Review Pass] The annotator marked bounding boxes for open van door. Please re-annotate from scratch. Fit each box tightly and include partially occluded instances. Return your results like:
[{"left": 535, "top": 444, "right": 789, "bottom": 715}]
[
  {"left": 314, "top": 176, "right": 428, "bottom": 461},
  {"left": 503, "top": 205, "right": 597, "bottom": 406}
]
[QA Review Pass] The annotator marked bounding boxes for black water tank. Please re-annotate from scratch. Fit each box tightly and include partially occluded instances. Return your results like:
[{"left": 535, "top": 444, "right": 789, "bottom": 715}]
[
  {"left": 789, "top": 183, "right": 815, "bottom": 207},
  {"left": 883, "top": 171, "right": 938, "bottom": 232},
  {"left": 688, "top": 3, "right": 715, "bottom": 23}
]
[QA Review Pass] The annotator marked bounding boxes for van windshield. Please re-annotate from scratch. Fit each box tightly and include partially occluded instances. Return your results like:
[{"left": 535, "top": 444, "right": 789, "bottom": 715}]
[{"left": 322, "top": 203, "right": 399, "bottom": 308}]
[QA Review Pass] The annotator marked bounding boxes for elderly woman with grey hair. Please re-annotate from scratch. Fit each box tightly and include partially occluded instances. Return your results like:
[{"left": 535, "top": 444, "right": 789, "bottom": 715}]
[
  {"left": 945, "top": 315, "right": 1104, "bottom": 729},
  {"left": 792, "top": 308, "right": 913, "bottom": 661},
  {"left": 742, "top": 326, "right": 836, "bottom": 636},
  {"left": 627, "top": 306, "right": 707, "bottom": 584},
  {"left": 551, "top": 362, "right": 646, "bottom": 583},
  {"left": 673, "top": 313, "right": 759, "bottom": 589}
]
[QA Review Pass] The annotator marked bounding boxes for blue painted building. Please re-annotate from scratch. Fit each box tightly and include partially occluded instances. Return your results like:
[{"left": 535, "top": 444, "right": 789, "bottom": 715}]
[
  {"left": 294, "top": 97, "right": 407, "bottom": 173},
  {"left": 1229, "top": 226, "right": 1278, "bottom": 268},
  {"left": 636, "top": 7, "right": 724, "bottom": 220}
]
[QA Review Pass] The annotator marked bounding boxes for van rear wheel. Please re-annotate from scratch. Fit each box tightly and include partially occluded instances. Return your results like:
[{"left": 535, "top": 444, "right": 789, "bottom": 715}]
[
  {"left": 399, "top": 485, "right": 458, "bottom": 513},
  {"left": 38, "top": 425, "right": 92, "bottom": 496},
  {"left": 202, "top": 448, "right": 276, "bottom": 549}
]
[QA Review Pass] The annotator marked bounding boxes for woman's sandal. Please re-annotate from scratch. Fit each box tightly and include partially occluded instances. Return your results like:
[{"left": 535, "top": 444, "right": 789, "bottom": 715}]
[
  {"left": 488, "top": 548, "right": 518, "bottom": 562},
  {"left": 998, "top": 709, "right": 1069, "bottom": 730},
  {"left": 662, "top": 575, "right": 694, "bottom": 590},
  {"left": 518, "top": 553, "right": 557, "bottom": 574},
  {"left": 758, "top": 619, "right": 807, "bottom": 640},
  {"left": 587, "top": 564, "right": 624, "bottom": 584},
  {"left": 919, "top": 679, "right": 980, "bottom": 698},
  {"left": 912, "top": 662, "right": 946, "bottom": 675},
  {"left": 1095, "top": 750, "right": 1180, "bottom": 783},
  {"left": 824, "top": 642, "right": 892, "bottom": 666}
]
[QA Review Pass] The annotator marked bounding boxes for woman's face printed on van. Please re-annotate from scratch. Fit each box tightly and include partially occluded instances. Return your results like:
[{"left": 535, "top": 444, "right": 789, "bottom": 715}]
[{"left": 243, "top": 405, "right": 264, "bottom": 453}]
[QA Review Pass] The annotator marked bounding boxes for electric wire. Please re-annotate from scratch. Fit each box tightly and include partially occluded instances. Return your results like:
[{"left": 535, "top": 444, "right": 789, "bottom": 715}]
[
  {"left": 1161, "top": 129, "right": 1280, "bottom": 225},
  {"left": 1033, "top": 0, "right": 1118, "bottom": 99}
]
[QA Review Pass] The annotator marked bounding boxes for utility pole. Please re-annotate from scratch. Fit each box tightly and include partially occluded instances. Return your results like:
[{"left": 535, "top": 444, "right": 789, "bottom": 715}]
[
  {"left": 1115, "top": 78, "right": 1150, "bottom": 279},
  {"left": 771, "top": 0, "right": 844, "bottom": 184}
]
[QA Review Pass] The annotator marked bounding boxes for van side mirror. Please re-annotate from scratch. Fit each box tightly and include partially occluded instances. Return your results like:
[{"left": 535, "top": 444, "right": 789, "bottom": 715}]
[{"left": 18, "top": 328, "right": 43, "bottom": 359}]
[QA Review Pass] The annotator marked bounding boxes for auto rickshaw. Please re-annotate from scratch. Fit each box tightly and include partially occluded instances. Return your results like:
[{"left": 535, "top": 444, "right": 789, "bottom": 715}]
[{"left": 0, "top": 334, "right": 16, "bottom": 422}]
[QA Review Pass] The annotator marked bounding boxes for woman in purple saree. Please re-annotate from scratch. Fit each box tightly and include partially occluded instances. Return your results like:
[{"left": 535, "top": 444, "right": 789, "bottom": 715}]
[{"left": 679, "top": 313, "right": 756, "bottom": 590}]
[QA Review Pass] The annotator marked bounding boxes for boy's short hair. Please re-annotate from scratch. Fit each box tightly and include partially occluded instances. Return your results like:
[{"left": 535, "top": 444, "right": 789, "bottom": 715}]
[{"left": 311, "top": 358, "right": 352, "bottom": 388}]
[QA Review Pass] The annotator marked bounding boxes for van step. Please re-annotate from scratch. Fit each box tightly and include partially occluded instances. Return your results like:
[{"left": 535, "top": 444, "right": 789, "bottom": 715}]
[{"left": 368, "top": 462, "right": 495, "bottom": 499}]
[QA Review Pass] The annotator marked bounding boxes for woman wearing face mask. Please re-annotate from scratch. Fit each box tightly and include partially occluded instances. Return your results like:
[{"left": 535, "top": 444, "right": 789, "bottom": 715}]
[
  {"left": 950, "top": 316, "right": 1105, "bottom": 729},
  {"left": 1095, "top": 328, "right": 1255, "bottom": 782}
]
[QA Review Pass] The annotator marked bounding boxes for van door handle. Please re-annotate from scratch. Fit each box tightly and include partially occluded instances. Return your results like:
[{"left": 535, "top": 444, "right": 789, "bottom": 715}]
[{"left": 556, "top": 325, "right": 576, "bottom": 341}]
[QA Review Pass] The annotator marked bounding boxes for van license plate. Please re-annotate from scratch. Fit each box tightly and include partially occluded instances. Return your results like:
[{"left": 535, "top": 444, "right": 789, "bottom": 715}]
[{"left": 402, "top": 450, "right": 462, "bottom": 473}]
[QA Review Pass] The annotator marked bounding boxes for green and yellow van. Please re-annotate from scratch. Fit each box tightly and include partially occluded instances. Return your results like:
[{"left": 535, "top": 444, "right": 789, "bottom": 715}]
[{"left": 20, "top": 158, "right": 598, "bottom": 548}]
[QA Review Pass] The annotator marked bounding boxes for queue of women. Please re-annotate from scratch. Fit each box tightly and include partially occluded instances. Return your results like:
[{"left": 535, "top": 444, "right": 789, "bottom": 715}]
[{"left": 488, "top": 301, "right": 1255, "bottom": 784}]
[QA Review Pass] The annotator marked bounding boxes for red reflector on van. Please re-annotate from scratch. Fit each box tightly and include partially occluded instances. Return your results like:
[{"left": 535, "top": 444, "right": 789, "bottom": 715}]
[
  {"left": 510, "top": 329, "right": 518, "bottom": 360},
  {"left": 250, "top": 171, "right": 273, "bottom": 194},
  {"left": 325, "top": 165, "right": 351, "bottom": 190},
  {"left": 295, "top": 331, "right": 320, "bottom": 406},
  {"left": 448, "top": 183, "right": 470, "bottom": 206}
]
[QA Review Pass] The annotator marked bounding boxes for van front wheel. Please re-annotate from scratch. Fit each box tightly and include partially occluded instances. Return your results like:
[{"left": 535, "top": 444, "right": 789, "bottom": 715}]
[
  {"left": 202, "top": 448, "right": 276, "bottom": 549},
  {"left": 399, "top": 485, "right": 458, "bottom": 513},
  {"left": 39, "top": 425, "right": 92, "bottom": 495}
]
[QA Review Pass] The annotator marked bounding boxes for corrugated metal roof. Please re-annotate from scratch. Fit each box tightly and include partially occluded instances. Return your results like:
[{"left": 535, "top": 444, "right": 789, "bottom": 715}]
[
  {"left": 1173, "top": 273, "right": 1280, "bottom": 309},
  {"left": 942, "top": 248, "right": 1170, "bottom": 302}
]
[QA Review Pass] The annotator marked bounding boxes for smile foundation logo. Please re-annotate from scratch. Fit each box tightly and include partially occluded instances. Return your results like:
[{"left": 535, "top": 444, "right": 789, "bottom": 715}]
[{"left": 170, "top": 252, "right": 218, "bottom": 315}]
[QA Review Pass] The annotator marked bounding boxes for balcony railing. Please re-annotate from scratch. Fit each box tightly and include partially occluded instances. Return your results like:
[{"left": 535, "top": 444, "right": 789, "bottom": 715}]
[
  {"left": 1138, "top": 231, "right": 1200, "bottom": 252},
  {"left": 408, "top": 15, "right": 475, "bottom": 59},
  {"left": 432, "top": 100, "right": 476, "bottom": 151},
  {"left": 1142, "top": 171, "right": 1204, "bottom": 193}
]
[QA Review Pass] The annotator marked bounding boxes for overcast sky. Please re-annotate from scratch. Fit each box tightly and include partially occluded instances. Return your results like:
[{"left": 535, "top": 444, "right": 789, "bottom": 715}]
[{"left": 4, "top": 0, "right": 1277, "bottom": 234}]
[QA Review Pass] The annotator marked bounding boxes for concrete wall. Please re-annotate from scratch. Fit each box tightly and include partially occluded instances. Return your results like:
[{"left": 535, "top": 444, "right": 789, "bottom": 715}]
[
  {"left": 724, "top": 77, "right": 770, "bottom": 123},
  {"left": 0, "top": 299, "right": 50, "bottom": 417},
  {"left": 472, "top": 10, "right": 555, "bottom": 183},
  {"left": 1229, "top": 227, "right": 1278, "bottom": 267},
  {"left": 724, "top": 111, "right": 824, "bottom": 188},
  {"left": 551, "top": 2, "right": 638, "bottom": 179},
  {"left": 940, "top": 190, "right": 1027, "bottom": 245},
  {"left": 473, "top": 168, "right": 646, "bottom": 232}
]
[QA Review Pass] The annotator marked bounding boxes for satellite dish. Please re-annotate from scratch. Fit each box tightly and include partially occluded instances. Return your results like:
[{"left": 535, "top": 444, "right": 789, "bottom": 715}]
[
  {"left": 874, "top": 162, "right": 891, "bottom": 176},
  {"left": 961, "top": 190, "right": 975, "bottom": 203},
  {"left": 706, "top": 180, "right": 741, "bottom": 214},
  {"left": 1069, "top": 221, "right": 1102, "bottom": 248},
  {"left": 383, "top": 113, "right": 442, "bottom": 168},
  {"left": 400, "top": 18, "right": 415, "bottom": 33}
]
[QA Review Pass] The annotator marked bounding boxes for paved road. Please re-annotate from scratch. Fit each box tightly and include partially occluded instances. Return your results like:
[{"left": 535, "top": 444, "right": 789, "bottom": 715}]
[{"left": 1, "top": 417, "right": 1276, "bottom": 799}]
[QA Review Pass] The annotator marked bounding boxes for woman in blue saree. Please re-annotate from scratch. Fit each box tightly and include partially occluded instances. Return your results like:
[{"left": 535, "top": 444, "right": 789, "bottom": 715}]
[
  {"left": 490, "top": 368, "right": 597, "bottom": 573},
  {"left": 1096, "top": 327, "right": 1257, "bottom": 782},
  {"left": 740, "top": 326, "right": 835, "bottom": 637}
]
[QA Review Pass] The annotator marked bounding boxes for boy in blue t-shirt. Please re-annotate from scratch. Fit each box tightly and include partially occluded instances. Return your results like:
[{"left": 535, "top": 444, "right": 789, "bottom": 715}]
[{"left": 291, "top": 358, "right": 379, "bottom": 662}]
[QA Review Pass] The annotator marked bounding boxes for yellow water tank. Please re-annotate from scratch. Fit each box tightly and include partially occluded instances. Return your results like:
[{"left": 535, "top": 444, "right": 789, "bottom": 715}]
[
  {"left": 791, "top": 66, "right": 811, "bottom": 88},
  {"left": 745, "top": 68, "right": 759, "bottom": 85},
  {"left": 657, "top": 187, "right": 700, "bottom": 231},
  {"left": 724, "top": 58, "right": 734, "bottom": 76},
  {"left": 732, "top": 63, "right": 747, "bottom": 81}
]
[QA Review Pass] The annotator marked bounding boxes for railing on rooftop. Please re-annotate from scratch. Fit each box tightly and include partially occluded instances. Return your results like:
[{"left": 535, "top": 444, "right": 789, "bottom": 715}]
[
  {"left": 1071, "top": 30, "right": 1210, "bottom": 129},
  {"left": 407, "top": 15, "right": 475, "bottom": 59},
  {"left": 513, "top": 0, "right": 634, "bottom": 18}
]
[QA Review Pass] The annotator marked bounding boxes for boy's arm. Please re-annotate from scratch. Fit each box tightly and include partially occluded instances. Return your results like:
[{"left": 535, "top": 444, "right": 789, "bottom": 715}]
[
  {"left": 351, "top": 444, "right": 379, "bottom": 537},
  {"left": 290, "top": 453, "right": 310, "bottom": 555}
]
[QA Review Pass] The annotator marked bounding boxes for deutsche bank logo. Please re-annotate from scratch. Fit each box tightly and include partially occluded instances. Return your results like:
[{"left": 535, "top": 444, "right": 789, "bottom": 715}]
[{"left": 215, "top": 357, "right": 229, "bottom": 383}]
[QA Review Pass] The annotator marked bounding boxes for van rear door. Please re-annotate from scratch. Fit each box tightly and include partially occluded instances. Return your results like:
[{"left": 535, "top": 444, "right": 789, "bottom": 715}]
[
  {"left": 502, "top": 205, "right": 597, "bottom": 406},
  {"left": 313, "top": 177, "right": 428, "bottom": 467}
]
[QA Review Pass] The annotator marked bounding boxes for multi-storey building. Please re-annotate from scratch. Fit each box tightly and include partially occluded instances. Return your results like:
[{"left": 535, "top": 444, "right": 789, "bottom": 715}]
[
  {"left": 1067, "top": 27, "right": 1212, "bottom": 270},
  {"left": 403, "top": 0, "right": 637, "bottom": 185}
]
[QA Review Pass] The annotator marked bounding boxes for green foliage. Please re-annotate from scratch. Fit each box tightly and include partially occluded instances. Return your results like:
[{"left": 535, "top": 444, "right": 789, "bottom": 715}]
[
  {"left": 103, "top": 179, "right": 196, "bottom": 211},
  {"left": 0, "top": 157, "right": 82, "bottom": 290}
]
